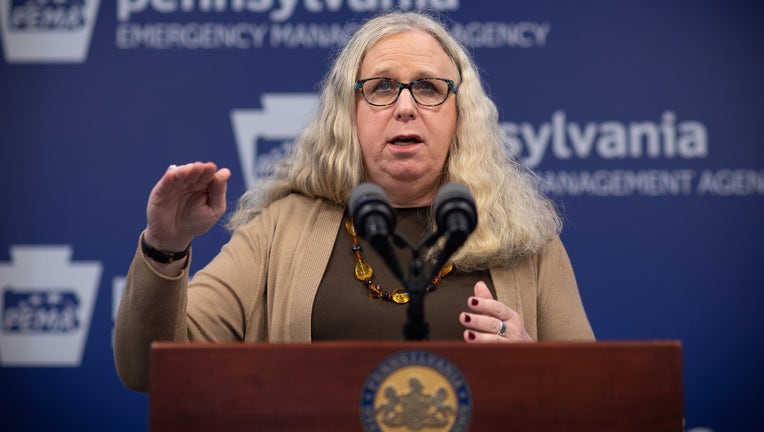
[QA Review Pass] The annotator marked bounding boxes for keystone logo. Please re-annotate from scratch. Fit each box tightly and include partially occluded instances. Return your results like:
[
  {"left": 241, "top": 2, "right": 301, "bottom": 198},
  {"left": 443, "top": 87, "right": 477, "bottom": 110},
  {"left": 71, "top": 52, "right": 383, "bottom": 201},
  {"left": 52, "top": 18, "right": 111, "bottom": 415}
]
[
  {"left": 0, "top": 246, "right": 101, "bottom": 367},
  {"left": 0, "top": 0, "right": 101, "bottom": 63},
  {"left": 231, "top": 93, "right": 318, "bottom": 188}
]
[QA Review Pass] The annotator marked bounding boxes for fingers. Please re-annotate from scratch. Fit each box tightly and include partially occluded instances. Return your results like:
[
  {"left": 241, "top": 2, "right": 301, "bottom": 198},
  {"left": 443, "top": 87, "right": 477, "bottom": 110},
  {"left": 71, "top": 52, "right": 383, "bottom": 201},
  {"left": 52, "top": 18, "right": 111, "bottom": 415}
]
[
  {"left": 208, "top": 168, "right": 231, "bottom": 215},
  {"left": 467, "top": 281, "right": 509, "bottom": 321},
  {"left": 461, "top": 312, "right": 521, "bottom": 343},
  {"left": 472, "top": 280, "right": 494, "bottom": 300},
  {"left": 146, "top": 162, "right": 230, "bottom": 249},
  {"left": 461, "top": 280, "right": 533, "bottom": 343},
  {"left": 460, "top": 312, "right": 505, "bottom": 339},
  {"left": 155, "top": 162, "right": 228, "bottom": 198},
  {"left": 160, "top": 162, "right": 219, "bottom": 192}
]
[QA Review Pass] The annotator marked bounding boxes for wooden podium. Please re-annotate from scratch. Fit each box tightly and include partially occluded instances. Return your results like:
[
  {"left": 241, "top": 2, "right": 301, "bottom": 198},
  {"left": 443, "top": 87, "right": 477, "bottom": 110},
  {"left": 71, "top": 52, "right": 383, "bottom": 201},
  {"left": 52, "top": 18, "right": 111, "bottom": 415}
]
[{"left": 149, "top": 341, "right": 683, "bottom": 431}]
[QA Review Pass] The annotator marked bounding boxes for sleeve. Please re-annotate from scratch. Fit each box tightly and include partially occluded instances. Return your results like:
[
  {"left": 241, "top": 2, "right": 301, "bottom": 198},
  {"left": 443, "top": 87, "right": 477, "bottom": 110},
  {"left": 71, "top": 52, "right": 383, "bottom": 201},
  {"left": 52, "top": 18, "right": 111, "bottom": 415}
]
[
  {"left": 113, "top": 239, "right": 192, "bottom": 392},
  {"left": 535, "top": 237, "right": 596, "bottom": 341},
  {"left": 113, "top": 221, "right": 271, "bottom": 392}
]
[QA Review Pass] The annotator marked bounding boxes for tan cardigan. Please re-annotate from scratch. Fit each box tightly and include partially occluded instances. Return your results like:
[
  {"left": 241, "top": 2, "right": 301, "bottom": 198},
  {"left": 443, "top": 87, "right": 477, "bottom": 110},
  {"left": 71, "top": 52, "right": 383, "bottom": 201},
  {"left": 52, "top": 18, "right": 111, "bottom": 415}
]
[{"left": 114, "top": 194, "right": 594, "bottom": 391}]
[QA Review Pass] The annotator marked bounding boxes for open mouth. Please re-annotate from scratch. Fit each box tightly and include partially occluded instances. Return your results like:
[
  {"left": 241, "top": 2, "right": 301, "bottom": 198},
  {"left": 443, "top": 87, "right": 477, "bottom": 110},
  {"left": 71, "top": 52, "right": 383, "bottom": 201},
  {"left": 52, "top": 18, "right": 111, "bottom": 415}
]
[{"left": 389, "top": 136, "right": 422, "bottom": 146}]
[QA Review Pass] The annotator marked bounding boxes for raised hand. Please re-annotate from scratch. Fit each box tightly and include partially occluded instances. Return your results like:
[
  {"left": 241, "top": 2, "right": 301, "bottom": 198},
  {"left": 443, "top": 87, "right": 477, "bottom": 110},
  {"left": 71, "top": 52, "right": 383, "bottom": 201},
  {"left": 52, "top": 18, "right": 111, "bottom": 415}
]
[{"left": 143, "top": 162, "right": 231, "bottom": 253}]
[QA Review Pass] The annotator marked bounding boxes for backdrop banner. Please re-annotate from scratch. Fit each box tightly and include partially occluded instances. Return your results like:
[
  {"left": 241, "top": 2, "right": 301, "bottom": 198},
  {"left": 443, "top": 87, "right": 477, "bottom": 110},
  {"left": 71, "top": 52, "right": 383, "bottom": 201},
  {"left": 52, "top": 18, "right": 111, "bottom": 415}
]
[{"left": 1, "top": 1, "right": 762, "bottom": 431}]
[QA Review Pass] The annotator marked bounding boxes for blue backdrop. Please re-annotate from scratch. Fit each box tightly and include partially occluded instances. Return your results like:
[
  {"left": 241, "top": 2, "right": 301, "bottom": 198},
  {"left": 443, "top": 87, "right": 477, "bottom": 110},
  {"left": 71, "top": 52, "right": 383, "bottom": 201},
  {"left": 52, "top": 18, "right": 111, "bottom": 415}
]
[{"left": 1, "top": 1, "right": 762, "bottom": 431}]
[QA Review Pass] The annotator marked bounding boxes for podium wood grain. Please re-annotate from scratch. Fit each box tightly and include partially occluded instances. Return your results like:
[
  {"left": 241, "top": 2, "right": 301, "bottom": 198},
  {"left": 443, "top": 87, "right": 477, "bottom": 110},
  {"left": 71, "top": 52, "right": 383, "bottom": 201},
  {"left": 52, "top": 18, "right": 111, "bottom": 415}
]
[{"left": 149, "top": 341, "right": 682, "bottom": 431}]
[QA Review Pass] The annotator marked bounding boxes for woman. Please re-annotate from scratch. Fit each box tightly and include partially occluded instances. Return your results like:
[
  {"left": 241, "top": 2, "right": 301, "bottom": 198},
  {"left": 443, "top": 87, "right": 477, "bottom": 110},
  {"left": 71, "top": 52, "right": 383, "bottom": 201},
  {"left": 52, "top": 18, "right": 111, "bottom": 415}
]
[{"left": 115, "top": 11, "right": 594, "bottom": 392}]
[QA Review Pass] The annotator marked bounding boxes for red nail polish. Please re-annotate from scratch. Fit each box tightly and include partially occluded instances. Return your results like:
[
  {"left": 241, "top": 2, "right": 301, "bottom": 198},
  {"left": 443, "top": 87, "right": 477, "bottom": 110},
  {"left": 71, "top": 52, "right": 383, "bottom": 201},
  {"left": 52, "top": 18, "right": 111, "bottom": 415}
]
[
  {"left": 471, "top": 298, "right": 479, "bottom": 306},
  {"left": 468, "top": 331, "right": 476, "bottom": 340},
  {"left": 464, "top": 314, "right": 471, "bottom": 323}
]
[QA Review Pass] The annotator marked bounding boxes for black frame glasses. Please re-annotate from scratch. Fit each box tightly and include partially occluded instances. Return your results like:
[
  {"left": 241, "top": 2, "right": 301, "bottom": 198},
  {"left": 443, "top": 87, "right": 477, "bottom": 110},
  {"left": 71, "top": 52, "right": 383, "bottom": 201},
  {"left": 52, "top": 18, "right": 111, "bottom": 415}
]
[{"left": 354, "top": 77, "right": 458, "bottom": 107}]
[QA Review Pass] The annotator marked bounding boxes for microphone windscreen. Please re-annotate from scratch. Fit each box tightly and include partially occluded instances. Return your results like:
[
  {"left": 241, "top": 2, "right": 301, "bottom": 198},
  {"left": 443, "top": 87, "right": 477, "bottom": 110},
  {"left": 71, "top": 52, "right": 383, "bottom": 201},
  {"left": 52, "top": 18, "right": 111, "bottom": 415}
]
[
  {"left": 434, "top": 183, "right": 477, "bottom": 234},
  {"left": 349, "top": 183, "right": 389, "bottom": 219},
  {"left": 434, "top": 183, "right": 475, "bottom": 209}
]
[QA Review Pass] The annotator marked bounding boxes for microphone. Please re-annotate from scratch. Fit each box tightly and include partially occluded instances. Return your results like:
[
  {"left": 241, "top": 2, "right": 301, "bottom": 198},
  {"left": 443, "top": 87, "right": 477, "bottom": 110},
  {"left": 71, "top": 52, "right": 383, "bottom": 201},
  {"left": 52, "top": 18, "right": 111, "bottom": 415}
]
[
  {"left": 431, "top": 183, "right": 478, "bottom": 277},
  {"left": 348, "top": 183, "right": 403, "bottom": 279}
]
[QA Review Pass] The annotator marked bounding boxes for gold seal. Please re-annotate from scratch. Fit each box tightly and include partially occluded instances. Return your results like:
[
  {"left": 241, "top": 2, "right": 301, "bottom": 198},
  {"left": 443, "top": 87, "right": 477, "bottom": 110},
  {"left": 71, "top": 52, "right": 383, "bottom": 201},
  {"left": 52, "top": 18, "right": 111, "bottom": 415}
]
[{"left": 360, "top": 351, "right": 472, "bottom": 432}]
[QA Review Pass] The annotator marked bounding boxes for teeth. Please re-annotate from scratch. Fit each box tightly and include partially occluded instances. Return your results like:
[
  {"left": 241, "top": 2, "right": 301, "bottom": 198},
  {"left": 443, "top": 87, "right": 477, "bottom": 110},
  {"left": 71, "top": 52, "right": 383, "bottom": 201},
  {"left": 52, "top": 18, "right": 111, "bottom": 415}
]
[{"left": 391, "top": 138, "right": 418, "bottom": 146}]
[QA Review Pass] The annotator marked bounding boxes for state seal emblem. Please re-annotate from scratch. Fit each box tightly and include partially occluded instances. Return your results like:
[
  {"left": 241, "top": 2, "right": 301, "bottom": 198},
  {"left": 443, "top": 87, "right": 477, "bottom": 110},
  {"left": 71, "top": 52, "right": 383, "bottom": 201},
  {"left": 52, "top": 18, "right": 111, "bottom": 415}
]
[{"left": 359, "top": 350, "right": 472, "bottom": 431}]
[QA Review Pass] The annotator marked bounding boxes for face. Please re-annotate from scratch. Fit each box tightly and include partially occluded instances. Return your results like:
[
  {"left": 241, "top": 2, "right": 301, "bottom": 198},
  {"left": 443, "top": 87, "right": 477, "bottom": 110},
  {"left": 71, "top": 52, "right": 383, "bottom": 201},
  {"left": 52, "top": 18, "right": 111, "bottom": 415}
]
[{"left": 355, "top": 30, "right": 458, "bottom": 207}]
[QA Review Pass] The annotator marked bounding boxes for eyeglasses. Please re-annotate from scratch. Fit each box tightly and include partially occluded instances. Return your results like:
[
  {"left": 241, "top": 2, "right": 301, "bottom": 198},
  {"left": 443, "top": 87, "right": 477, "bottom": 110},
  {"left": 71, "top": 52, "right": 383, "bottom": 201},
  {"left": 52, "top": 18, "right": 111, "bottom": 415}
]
[{"left": 354, "top": 77, "right": 458, "bottom": 107}]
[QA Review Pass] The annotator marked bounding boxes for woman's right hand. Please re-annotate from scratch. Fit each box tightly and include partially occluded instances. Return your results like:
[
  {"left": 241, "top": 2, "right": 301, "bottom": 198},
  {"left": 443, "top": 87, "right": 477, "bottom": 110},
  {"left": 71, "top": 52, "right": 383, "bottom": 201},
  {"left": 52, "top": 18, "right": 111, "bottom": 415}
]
[{"left": 143, "top": 162, "right": 231, "bottom": 253}]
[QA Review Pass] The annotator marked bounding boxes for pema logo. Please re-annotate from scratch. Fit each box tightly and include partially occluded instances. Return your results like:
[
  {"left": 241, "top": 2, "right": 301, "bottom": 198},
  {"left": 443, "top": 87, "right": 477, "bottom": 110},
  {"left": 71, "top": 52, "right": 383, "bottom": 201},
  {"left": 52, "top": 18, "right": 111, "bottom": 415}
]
[
  {"left": 231, "top": 93, "right": 318, "bottom": 188},
  {"left": 0, "top": 246, "right": 101, "bottom": 367},
  {"left": 3, "top": 290, "right": 80, "bottom": 333},
  {"left": 0, "top": 0, "right": 100, "bottom": 63}
]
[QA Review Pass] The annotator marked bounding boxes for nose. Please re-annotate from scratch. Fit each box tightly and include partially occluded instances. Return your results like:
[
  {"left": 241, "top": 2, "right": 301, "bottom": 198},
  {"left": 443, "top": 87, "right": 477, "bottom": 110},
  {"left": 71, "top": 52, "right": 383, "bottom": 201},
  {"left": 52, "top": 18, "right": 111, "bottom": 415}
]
[{"left": 393, "top": 87, "right": 417, "bottom": 120}]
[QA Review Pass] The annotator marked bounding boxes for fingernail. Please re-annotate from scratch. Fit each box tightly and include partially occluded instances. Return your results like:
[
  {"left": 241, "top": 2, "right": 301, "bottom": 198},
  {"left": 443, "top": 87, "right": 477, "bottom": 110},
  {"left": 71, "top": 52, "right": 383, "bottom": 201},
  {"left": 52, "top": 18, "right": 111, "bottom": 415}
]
[
  {"left": 467, "top": 331, "right": 476, "bottom": 340},
  {"left": 463, "top": 314, "right": 471, "bottom": 323},
  {"left": 471, "top": 298, "right": 479, "bottom": 306}
]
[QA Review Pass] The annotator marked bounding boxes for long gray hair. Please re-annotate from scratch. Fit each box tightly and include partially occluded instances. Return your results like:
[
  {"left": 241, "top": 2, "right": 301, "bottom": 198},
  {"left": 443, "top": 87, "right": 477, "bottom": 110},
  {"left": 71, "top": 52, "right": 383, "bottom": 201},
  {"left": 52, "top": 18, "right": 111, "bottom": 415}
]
[{"left": 227, "top": 11, "right": 561, "bottom": 270}]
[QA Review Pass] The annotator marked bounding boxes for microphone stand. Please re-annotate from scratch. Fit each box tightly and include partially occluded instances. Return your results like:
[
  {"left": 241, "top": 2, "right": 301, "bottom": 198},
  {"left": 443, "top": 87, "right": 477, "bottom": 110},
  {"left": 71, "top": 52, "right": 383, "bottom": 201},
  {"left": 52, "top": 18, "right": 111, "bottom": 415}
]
[
  {"left": 403, "top": 248, "right": 428, "bottom": 340},
  {"left": 393, "top": 232, "right": 440, "bottom": 341}
]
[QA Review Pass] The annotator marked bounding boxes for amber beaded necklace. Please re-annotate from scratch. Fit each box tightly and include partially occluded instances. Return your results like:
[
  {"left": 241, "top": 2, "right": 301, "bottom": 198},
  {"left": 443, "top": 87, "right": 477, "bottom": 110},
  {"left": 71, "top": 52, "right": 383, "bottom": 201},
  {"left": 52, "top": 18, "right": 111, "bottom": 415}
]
[{"left": 344, "top": 219, "right": 453, "bottom": 304}]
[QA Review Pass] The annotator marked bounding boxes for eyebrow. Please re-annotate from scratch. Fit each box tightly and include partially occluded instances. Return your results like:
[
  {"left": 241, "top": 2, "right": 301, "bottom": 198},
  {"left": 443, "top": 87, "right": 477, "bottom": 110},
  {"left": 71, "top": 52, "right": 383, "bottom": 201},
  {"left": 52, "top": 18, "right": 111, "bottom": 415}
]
[{"left": 364, "top": 70, "right": 448, "bottom": 80}]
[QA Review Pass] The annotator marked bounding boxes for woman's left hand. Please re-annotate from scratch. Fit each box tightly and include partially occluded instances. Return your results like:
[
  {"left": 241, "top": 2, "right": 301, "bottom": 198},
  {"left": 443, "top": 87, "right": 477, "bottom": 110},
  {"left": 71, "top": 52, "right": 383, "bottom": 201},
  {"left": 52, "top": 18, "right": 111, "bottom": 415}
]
[{"left": 460, "top": 281, "right": 534, "bottom": 343}]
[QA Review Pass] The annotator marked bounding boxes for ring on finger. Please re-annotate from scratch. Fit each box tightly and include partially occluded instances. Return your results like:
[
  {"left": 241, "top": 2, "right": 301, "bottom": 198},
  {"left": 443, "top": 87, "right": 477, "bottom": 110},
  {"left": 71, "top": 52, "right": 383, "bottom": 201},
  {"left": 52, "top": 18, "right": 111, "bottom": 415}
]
[{"left": 497, "top": 319, "right": 507, "bottom": 337}]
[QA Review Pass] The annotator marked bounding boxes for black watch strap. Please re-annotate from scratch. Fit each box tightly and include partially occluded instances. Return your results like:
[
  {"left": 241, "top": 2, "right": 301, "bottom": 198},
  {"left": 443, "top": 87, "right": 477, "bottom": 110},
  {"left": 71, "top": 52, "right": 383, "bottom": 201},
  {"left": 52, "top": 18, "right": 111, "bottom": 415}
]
[{"left": 141, "top": 235, "right": 190, "bottom": 264}]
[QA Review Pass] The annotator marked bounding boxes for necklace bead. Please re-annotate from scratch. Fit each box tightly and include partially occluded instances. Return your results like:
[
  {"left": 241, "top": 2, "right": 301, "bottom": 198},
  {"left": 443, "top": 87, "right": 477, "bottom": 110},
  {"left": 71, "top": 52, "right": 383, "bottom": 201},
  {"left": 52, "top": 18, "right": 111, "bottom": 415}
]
[{"left": 344, "top": 218, "right": 452, "bottom": 304}]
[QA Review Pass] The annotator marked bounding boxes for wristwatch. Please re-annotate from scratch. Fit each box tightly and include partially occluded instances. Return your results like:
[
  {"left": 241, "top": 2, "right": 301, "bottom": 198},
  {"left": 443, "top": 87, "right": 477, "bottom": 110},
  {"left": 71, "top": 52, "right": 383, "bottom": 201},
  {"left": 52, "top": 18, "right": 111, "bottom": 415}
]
[{"left": 141, "top": 235, "right": 190, "bottom": 264}]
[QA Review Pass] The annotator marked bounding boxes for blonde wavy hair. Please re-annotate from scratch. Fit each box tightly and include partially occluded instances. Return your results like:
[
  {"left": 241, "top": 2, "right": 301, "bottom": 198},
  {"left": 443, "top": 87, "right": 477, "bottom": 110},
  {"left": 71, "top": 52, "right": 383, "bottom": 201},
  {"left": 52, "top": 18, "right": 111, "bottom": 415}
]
[{"left": 227, "top": 11, "right": 561, "bottom": 270}]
